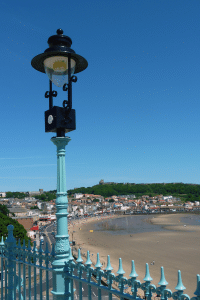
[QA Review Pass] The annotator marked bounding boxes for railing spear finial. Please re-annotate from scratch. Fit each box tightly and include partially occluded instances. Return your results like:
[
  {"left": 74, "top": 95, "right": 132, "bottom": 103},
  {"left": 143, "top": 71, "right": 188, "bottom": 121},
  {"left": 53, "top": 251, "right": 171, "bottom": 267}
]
[
  {"left": 85, "top": 250, "right": 92, "bottom": 266},
  {"left": 105, "top": 255, "right": 113, "bottom": 272}
]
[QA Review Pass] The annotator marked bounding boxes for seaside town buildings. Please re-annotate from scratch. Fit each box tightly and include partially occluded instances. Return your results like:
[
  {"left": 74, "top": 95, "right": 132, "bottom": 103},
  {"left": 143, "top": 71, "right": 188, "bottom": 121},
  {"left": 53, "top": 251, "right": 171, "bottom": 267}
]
[{"left": 0, "top": 185, "right": 199, "bottom": 243}]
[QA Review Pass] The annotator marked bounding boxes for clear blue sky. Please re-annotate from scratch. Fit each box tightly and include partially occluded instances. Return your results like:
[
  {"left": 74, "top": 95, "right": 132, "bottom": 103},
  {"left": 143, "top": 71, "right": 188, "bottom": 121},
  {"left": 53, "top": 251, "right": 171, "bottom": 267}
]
[{"left": 1, "top": 0, "right": 200, "bottom": 192}]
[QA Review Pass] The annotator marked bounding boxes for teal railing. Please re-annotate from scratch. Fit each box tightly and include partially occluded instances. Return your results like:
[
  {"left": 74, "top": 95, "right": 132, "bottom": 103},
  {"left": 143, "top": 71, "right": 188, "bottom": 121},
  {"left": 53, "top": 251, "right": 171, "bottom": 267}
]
[{"left": 0, "top": 225, "right": 200, "bottom": 300}]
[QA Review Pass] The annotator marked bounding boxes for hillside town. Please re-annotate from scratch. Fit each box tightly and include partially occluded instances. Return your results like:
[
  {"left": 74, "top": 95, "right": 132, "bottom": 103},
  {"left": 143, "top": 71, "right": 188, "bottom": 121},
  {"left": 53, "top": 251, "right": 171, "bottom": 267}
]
[{"left": 0, "top": 188, "right": 200, "bottom": 243}]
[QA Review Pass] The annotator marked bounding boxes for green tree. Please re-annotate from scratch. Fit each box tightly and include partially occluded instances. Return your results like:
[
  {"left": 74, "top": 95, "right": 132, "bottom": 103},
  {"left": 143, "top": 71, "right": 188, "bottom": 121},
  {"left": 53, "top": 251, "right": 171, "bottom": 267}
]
[
  {"left": 6, "top": 192, "right": 13, "bottom": 198},
  {"left": 92, "top": 199, "right": 99, "bottom": 202},
  {"left": 0, "top": 213, "right": 30, "bottom": 245},
  {"left": 30, "top": 206, "right": 39, "bottom": 210},
  {"left": 0, "top": 204, "right": 9, "bottom": 216}
]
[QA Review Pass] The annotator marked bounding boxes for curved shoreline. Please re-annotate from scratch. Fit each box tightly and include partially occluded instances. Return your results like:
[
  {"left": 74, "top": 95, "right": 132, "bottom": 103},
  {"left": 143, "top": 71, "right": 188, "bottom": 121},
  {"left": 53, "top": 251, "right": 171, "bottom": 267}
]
[{"left": 69, "top": 214, "right": 200, "bottom": 297}]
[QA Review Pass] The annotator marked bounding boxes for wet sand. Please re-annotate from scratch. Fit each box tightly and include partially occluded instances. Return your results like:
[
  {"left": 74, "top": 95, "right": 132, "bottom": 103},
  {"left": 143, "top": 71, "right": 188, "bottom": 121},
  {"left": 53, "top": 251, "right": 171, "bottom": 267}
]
[{"left": 69, "top": 214, "right": 200, "bottom": 297}]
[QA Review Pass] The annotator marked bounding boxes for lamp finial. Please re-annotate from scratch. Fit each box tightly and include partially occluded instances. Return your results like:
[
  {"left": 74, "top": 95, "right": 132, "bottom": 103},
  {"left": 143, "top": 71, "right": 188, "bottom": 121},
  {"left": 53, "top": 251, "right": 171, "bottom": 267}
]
[{"left": 57, "top": 29, "right": 63, "bottom": 35}]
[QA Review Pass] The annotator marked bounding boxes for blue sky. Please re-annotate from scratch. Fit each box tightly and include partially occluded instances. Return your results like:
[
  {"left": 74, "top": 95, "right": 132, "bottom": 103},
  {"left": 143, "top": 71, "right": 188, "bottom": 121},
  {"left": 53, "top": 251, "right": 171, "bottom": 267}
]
[{"left": 1, "top": 0, "right": 200, "bottom": 192}]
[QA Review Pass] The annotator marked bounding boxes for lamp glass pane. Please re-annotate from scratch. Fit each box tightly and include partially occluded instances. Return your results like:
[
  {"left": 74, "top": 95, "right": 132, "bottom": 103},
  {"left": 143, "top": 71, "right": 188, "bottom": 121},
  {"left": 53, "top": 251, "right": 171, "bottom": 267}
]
[{"left": 44, "top": 56, "right": 76, "bottom": 87}]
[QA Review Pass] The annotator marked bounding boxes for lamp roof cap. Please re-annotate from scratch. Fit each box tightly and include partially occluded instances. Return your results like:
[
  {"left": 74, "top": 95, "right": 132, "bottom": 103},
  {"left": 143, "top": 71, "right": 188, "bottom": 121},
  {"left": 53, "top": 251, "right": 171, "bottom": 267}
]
[{"left": 46, "top": 29, "right": 72, "bottom": 50}]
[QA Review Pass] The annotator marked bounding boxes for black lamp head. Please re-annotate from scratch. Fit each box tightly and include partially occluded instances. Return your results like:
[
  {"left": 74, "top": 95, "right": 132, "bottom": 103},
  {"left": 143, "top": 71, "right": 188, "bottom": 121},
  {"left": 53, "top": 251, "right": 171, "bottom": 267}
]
[{"left": 31, "top": 29, "right": 88, "bottom": 74}]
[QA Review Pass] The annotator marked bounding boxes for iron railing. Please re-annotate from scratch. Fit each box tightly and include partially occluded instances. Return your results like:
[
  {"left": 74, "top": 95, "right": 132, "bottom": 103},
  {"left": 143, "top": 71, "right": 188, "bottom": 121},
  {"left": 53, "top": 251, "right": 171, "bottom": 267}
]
[{"left": 0, "top": 225, "right": 200, "bottom": 300}]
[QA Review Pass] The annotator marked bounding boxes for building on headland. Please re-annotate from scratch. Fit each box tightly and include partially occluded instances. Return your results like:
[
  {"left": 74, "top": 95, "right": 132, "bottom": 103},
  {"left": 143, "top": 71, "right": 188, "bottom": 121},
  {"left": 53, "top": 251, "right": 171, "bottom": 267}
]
[
  {"left": 99, "top": 179, "right": 115, "bottom": 185},
  {"left": 26, "top": 189, "right": 43, "bottom": 196},
  {"left": 0, "top": 192, "right": 6, "bottom": 197},
  {"left": 99, "top": 180, "right": 136, "bottom": 186}
]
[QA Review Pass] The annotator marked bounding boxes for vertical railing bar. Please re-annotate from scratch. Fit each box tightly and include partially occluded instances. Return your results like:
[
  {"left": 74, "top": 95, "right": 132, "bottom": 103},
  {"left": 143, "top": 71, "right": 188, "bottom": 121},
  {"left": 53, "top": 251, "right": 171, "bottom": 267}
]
[
  {"left": 28, "top": 262, "right": 31, "bottom": 300},
  {"left": 23, "top": 256, "right": 26, "bottom": 300},
  {"left": 34, "top": 263, "right": 37, "bottom": 300},
  {"left": 120, "top": 280, "right": 124, "bottom": 300},
  {"left": 39, "top": 244, "right": 43, "bottom": 300},
  {"left": 88, "top": 282, "right": 92, "bottom": 300},
  {"left": 71, "top": 277, "right": 74, "bottom": 300},
  {"left": 46, "top": 261, "right": 49, "bottom": 300},
  {"left": 108, "top": 287, "right": 112, "bottom": 300},
  {"left": 78, "top": 263, "right": 83, "bottom": 300},
  {"left": 1, "top": 256, "right": 4, "bottom": 299},
  {"left": 79, "top": 280, "right": 82, "bottom": 300},
  {"left": 85, "top": 253, "right": 92, "bottom": 300},
  {"left": 107, "top": 271, "right": 113, "bottom": 300},
  {"left": 95, "top": 253, "right": 102, "bottom": 300},
  {"left": 96, "top": 269, "right": 101, "bottom": 300},
  {"left": 19, "top": 262, "right": 21, "bottom": 300},
  {"left": 34, "top": 250, "right": 37, "bottom": 300},
  {"left": 98, "top": 280, "right": 101, "bottom": 300},
  {"left": 71, "top": 260, "right": 74, "bottom": 300},
  {"left": 67, "top": 257, "right": 75, "bottom": 300},
  {"left": 13, "top": 258, "right": 16, "bottom": 300},
  {"left": 77, "top": 250, "right": 83, "bottom": 300},
  {"left": 5, "top": 260, "right": 8, "bottom": 300},
  {"left": 40, "top": 266, "right": 43, "bottom": 300},
  {"left": 27, "top": 240, "right": 32, "bottom": 300}
]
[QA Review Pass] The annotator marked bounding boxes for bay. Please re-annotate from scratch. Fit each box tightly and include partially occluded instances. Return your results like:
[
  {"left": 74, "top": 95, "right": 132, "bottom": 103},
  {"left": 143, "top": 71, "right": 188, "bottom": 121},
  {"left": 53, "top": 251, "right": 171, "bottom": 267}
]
[{"left": 94, "top": 214, "right": 200, "bottom": 235}]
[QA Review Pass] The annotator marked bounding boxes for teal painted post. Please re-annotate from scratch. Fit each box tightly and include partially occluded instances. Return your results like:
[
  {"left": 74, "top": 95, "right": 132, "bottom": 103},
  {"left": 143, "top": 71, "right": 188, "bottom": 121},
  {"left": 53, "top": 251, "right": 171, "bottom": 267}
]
[
  {"left": 5, "top": 225, "right": 16, "bottom": 300},
  {"left": 33, "top": 242, "right": 37, "bottom": 300},
  {"left": 27, "top": 240, "right": 32, "bottom": 300},
  {"left": 116, "top": 258, "right": 125, "bottom": 300},
  {"left": 95, "top": 253, "right": 103, "bottom": 300},
  {"left": 128, "top": 260, "right": 141, "bottom": 300},
  {"left": 85, "top": 251, "right": 92, "bottom": 300},
  {"left": 39, "top": 242, "right": 43, "bottom": 300},
  {"left": 172, "top": 270, "right": 189, "bottom": 300},
  {"left": 156, "top": 267, "right": 172, "bottom": 300},
  {"left": 22, "top": 240, "right": 26, "bottom": 300},
  {"left": 105, "top": 255, "right": 114, "bottom": 300},
  {"left": 51, "top": 137, "right": 71, "bottom": 300},
  {"left": 0, "top": 236, "right": 5, "bottom": 300},
  {"left": 45, "top": 243, "right": 50, "bottom": 300},
  {"left": 5, "top": 260, "right": 8, "bottom": 300},
  {"left": 65, "top": 248, "right": 74, "bottom": 300},
  {"left": 141, "top": 263, "right": 156, "bottom": 300},
  {"left": 77, "top": 249, "right": 83, "bottom": 300}
]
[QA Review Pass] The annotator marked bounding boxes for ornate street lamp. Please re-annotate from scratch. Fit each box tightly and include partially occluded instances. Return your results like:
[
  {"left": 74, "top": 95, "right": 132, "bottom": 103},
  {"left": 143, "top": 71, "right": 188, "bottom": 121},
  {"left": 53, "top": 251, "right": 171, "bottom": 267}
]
[
  {"left": 31, "top": 28, "right": 88, "bottom": 137},
  {"left": 31, "top": 29, "right": 88, "bottom": 300}
]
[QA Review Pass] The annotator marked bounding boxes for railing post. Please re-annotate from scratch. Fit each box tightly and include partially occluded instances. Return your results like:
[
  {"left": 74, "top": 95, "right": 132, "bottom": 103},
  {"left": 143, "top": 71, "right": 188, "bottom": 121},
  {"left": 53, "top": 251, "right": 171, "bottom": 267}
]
[
  {"left": 51, "top": 136, "right": 71, "bottom": 300},
  {"left": 156, "top": 267, "right": 172, "bottom": 300},
  {"left": 128, "top": 260, "right": 141, "bottom": 300},
  {"left": 172, "top": 270, "right": 190, "bottom": 300},
  {"left": 5, "top": 225, "right": 16, "bottom": 300},
  {"left": 105, "top": 255, "right": 114, "bottom": 300},
  {"left": 141, "top": 263, "right": 156, "bottom": 300},
  {"left": 116, "top": 258, "right": 126, "bottom": 300}
]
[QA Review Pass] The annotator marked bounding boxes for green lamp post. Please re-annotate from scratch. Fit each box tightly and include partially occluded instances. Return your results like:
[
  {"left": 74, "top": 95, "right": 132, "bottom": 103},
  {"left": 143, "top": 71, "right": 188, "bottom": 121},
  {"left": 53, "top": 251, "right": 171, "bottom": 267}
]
[{"left": 31, "top": 29, "right": 88, "bottom": 300}]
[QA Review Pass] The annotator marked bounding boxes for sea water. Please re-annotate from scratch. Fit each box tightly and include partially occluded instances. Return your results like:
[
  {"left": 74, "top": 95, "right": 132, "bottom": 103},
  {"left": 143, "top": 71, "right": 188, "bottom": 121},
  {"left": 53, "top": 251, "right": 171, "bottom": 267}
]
[{"left": 94, "top": 214, "right": 200, "bottom": 235}]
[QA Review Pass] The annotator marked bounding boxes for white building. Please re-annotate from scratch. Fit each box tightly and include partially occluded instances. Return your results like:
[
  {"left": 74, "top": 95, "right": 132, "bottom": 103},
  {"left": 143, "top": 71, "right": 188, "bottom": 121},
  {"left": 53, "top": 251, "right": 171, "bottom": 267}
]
[
  {"left": 163, "top": 196, "right": 173, "bottom": 201},
  {"left": 37, "top": 202, "right": 42, "bottom": 209},
  {"left": 74, "top": 193, "right": 83, "bottom": 199},
  {"left": 120, "top": 206, "right": 130, "bottom": 211}
]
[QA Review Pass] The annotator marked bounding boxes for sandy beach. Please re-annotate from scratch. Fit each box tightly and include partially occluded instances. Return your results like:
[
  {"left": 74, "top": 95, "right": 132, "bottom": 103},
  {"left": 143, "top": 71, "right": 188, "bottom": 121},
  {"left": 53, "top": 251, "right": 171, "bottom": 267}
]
[{"left": 69, "top": 214, "right": 200, "bottom": 297}]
